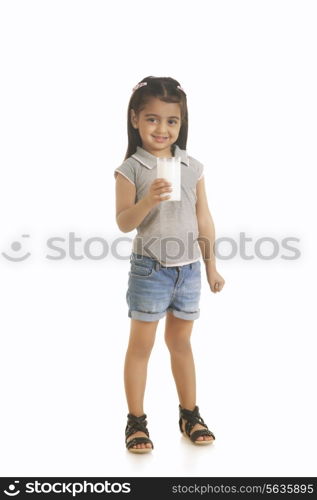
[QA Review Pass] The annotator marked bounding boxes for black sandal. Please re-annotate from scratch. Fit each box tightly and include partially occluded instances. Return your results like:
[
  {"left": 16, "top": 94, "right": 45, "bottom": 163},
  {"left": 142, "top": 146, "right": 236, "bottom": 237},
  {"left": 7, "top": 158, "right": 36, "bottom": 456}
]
[
  {"left": 125, "top": 413, "right": 154, "bottom": 453},
  {"left": 179, "top": 405, "right": 215, "bottom": 445}
]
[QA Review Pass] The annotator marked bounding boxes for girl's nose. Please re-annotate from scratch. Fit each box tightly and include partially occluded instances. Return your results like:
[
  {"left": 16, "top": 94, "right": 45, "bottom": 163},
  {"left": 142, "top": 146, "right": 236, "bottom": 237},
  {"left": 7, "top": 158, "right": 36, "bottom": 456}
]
[{"left": 155, "top": 128, "right": 168, "bottom": 135}]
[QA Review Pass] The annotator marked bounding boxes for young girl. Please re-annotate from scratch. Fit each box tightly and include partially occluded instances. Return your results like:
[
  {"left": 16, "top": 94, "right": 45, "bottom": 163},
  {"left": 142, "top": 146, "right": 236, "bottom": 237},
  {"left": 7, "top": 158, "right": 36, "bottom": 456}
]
[{"left": 114, "top": 76, "right": 225, "bottom": 453}]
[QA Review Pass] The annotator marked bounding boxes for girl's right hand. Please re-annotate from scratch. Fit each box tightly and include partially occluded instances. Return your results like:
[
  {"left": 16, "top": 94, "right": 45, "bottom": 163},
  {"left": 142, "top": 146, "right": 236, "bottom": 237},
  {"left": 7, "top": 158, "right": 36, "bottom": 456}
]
[{"left": 144, "top": 178, "right": 173, "bottom": 208}]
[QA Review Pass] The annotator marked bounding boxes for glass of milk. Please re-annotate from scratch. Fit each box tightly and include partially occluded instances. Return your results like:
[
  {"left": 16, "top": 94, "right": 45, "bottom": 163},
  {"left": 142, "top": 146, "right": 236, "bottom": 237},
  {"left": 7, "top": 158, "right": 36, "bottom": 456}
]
[{"left": 156, "top": 156, "right": 181, "bottom": 201}]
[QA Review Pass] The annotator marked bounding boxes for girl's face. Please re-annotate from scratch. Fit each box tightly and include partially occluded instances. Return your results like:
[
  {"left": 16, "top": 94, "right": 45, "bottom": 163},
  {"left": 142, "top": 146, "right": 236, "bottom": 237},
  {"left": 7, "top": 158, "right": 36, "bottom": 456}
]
[{"left": 131, "top": 97, "right": 182, "bottom": 157}]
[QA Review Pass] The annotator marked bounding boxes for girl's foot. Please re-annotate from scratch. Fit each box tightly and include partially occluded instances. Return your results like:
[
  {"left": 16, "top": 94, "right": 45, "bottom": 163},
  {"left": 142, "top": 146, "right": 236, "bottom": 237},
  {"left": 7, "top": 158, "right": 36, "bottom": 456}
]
[
  {"left": 179, "top": 405, "right": 215, "bottom": 444},
  {"left": 180, "top": 418, "right": 214, "bottom": 442},
  {"left": 126, "top": 430, "right": 153, "bottom": 450},
  {"left": 125, "top": 413, "right": 154, "bottom": 453}
]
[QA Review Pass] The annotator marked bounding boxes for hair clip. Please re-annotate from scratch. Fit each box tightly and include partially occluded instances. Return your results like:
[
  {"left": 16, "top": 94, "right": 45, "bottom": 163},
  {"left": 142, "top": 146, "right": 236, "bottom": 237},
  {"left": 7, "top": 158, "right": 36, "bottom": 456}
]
[
  {"left": 177, "top": 85, "right": 186, "bottom": 93},
  {"left": 132, "top": 81, "right": 185, "bottom": 93},
  {"left": 132, "top": 82, "right": 148, "bottom": 92}
]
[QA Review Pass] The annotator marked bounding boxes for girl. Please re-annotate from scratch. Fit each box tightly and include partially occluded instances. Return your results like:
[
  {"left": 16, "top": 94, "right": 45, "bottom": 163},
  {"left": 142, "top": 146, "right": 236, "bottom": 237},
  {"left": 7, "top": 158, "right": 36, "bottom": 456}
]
[{"left": 114, "top": 76, "right": 225, "bottom": 453}]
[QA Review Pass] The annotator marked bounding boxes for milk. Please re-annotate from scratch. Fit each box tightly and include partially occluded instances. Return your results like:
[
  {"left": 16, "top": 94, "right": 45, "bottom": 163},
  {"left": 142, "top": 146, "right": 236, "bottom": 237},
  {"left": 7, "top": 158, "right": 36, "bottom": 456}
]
[{"left": 156, "top": 156, "right": 181, "bottom": 201}]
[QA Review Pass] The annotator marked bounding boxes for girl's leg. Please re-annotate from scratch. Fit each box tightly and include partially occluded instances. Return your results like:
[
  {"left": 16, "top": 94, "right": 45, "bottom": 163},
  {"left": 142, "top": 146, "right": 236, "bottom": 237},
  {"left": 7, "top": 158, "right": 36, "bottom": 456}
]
[
  {"left": 164, "top": 312, "right": 213, "bottom": 441},
  {"left": 124, "top": 318, "right": 159, "bottom": 450}
]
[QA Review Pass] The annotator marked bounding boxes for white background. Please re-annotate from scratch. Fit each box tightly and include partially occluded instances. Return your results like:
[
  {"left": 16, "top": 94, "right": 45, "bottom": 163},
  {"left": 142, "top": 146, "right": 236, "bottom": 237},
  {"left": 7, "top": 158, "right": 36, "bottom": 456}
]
[{"left": 0, "top": 0, "right": 316, "bottom": 477}]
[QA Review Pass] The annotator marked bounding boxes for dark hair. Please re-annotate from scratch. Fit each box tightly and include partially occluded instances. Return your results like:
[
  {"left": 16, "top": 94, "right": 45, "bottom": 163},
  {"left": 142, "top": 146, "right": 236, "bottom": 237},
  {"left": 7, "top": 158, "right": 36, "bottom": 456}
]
[{"left": 124, "top": 76, "right": 188, "bottom": 160}]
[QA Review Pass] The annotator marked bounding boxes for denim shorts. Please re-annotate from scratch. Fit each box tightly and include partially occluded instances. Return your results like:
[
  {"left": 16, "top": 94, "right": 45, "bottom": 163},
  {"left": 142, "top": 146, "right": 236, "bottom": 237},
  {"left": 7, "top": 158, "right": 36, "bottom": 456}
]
[{"left": 126, "top": 252, "right": 202, "bottom": 322}]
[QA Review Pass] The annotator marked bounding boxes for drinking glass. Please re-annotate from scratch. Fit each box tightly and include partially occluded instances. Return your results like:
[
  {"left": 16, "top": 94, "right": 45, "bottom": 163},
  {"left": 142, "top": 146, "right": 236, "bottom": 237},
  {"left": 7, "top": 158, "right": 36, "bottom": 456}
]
[{"left": 156, "top": 156, "right": 181, "bottom": 201}]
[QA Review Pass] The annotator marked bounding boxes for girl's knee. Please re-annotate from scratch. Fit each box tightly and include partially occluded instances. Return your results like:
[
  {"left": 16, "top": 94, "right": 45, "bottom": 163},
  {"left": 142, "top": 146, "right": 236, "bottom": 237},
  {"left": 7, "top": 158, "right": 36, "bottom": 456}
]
[
  {"left": 128, "top": 337, "right": 155, "bottom": 358},
  {"left": 127, "top": 319, "right": 158, "bottom": 357},
  {"left": 165, "top": 335, "right": 191, "bottom": 354}
]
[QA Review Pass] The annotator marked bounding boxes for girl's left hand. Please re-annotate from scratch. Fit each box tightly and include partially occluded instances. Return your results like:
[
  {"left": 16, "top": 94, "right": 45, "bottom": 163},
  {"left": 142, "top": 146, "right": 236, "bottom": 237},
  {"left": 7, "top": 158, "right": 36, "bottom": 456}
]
[{"left": 207, "top": 270, "right": 225, "bottom": 293}]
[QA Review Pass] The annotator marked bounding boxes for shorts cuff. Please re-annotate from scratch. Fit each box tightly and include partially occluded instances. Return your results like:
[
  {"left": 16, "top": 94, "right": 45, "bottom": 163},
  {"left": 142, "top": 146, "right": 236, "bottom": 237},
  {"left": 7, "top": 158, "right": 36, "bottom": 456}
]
[
  {"left": 129, "top": 310, "right": 166, "bottom": 322},
  {"left": 169, "top": 308, "right": 200, "bottom": 320}
]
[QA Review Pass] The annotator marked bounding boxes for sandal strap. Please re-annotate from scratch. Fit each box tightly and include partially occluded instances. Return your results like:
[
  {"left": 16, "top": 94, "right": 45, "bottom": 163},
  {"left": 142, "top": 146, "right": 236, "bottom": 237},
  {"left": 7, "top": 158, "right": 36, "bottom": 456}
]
[
  {"left": 125, "top": 413, "right": 149, "bottom": 439},
  {"left": 179, "top": 405, "right": 215, "bottom": 440},
  {"left": 190, "top": 429, "right": 215, "bottom": 443},
  {"left": 126, "top": 436, "right": 154, "bottom": 450},
  {"left": 179, "top": 405, "right": 208, "bottom": 437}
]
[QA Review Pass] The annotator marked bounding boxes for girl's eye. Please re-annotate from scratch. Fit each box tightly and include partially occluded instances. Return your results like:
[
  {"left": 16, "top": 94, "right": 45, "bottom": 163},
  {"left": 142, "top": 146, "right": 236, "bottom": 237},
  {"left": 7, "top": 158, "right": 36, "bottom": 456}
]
[{"left": 147, "top": 118, "right": 177, "bottom": 125}]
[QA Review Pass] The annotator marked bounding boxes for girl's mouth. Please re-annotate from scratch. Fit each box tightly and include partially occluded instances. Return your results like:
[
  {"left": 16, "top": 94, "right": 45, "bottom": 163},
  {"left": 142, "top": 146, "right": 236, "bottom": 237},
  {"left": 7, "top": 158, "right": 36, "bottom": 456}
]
[{"left": 153, "top": 136, "right": 168, "bottom": 143}]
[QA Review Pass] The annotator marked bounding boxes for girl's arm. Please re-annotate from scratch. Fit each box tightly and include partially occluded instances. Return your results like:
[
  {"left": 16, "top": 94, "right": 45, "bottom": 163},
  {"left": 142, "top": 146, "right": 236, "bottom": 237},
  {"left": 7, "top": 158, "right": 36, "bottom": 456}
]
[
  {"left": 196, "top": 177, "right": 225, "bottom": 293},
  {"left": 115, "top": 174, "right": 150, "bottom": 233},
  {"left": 115, "top": 174, "right": 172, "bottom": 233}
]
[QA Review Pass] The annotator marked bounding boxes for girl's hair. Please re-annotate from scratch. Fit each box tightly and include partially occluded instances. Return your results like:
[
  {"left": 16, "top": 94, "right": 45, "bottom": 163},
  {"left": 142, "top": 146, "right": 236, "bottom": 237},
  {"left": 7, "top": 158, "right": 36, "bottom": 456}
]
[{"left": 124, "top": 76, "right": 188, "bottom": 160}]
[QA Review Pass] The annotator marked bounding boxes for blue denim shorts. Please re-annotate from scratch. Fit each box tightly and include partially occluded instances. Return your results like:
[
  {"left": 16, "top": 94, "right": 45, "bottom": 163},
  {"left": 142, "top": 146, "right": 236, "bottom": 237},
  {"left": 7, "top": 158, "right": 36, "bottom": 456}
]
[{"left": 126, "top": 253, "right": 202, "bottom": 322}]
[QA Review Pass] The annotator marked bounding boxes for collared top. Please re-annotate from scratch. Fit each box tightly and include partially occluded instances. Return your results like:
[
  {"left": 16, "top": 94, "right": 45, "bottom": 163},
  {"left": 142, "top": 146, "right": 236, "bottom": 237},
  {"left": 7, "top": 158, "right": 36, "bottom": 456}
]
[{"left": 114, "top": 144, "right": 205, "bottom": 266}]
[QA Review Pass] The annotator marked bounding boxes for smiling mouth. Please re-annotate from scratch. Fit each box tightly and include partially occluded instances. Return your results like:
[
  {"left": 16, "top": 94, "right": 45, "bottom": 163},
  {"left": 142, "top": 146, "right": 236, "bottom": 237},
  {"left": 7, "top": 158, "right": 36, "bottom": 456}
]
[{"left": 153, "top": 136, "right": 168, "bottom": 141}]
